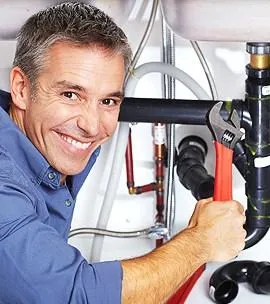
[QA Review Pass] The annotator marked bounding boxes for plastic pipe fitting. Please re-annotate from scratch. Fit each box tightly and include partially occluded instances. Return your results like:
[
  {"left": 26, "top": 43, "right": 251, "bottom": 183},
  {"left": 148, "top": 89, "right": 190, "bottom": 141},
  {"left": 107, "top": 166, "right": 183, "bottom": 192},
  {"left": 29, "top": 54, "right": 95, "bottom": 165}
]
[{"left": 209, "top": 260, "right": 270, "bottom": 303}]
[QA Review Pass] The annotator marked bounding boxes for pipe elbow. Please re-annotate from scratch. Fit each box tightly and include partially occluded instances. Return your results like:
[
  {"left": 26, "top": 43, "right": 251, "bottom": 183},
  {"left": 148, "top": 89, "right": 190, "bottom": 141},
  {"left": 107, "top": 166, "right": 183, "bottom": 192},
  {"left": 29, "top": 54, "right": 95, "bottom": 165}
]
[
  {"left": 209, "top": 260, "right": 270, "bottom": 303},
  {"left": 244, "top": 226, "right": 269, "bottom": 249}
]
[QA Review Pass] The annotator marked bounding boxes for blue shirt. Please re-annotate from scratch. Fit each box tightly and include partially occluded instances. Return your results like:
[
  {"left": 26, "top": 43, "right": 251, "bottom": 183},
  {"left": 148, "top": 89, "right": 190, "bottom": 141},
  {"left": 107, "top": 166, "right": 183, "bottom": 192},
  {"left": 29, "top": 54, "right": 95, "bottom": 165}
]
[{"left": 0, "top": 90, "right": 122, "bottom": 303}]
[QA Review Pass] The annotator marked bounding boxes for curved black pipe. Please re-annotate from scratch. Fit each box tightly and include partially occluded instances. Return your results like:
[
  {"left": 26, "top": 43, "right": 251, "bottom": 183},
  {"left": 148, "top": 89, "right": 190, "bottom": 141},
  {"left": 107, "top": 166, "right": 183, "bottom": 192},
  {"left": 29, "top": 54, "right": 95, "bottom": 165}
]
[
  {"left": 176, "top": 135, "right": 214, "bottom": 200},
  {"left": 209, "top": 260, "right": 270, "bottom": 303},
  {"left": 231, "top": 140, "right": 269, "bottom": 249},
  {"left": 176, "top": 136, "right": 269, "bottom": 249},
  {"left": 244, "top": 226, "right": 269, "bottom": 249}
]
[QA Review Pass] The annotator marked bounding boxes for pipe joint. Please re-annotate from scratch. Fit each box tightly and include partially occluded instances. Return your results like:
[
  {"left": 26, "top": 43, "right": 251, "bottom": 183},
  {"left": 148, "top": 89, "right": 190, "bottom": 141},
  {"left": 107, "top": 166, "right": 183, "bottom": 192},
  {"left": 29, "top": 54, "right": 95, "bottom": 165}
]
[
  {"left": 147, "top": 223, "right": 168, "bottom": 240},
  {"left": 128, "top": 187, "right": 137, "bottom": 195},
  {"left": 209, "top": 260, "right": 270, "bottom": 303}
]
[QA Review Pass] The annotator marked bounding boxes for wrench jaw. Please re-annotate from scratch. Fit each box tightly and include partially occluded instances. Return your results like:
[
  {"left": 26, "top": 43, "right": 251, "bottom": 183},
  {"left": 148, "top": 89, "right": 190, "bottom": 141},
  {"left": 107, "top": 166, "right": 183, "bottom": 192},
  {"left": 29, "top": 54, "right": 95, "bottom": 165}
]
[
  {"left": 207, "top": 101, "right": 243, "bottom": 149},
  {"left": 221, "top": 129, "right": 236, "bottom": 148}
]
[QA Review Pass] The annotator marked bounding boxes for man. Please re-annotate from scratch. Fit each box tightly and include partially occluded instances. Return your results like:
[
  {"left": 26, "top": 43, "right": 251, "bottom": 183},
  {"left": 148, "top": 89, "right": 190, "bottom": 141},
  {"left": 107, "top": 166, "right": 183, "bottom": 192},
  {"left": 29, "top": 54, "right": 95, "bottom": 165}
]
[{"left": 0, "top": 2, "right": 246, "bottom": 303}]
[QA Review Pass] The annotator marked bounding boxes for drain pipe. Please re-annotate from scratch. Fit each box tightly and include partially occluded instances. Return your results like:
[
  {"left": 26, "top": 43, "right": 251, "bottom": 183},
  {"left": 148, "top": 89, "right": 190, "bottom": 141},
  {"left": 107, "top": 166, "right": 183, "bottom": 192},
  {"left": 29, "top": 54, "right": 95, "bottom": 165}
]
[
  {"left": 176, "top": 136, "right": 214, "bottom": 200},
  {"left": 244, "top": 42, "right": 270, "bottom": 249}
]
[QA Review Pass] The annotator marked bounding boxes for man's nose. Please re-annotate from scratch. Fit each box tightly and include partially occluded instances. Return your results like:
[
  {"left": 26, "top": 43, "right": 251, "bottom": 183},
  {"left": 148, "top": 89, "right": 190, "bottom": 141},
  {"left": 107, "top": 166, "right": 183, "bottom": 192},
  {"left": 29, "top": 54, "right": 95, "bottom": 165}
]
[{"left": 77, "top": 103, "right": 100, "bottom": 137}]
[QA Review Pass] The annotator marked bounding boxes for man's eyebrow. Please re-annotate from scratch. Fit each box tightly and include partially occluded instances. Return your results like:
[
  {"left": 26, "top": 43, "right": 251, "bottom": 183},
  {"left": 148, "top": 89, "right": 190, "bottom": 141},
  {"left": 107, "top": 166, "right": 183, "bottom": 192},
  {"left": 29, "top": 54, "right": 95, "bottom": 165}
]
[
  {"left": 53, "top": 80, "right": 87, "bottom": 93},
  {"left": 107, "top": 91, "right": 124, "bottom": 99},
  {"left": 53, "top": 81, "right": 124, "bottom": 99}
]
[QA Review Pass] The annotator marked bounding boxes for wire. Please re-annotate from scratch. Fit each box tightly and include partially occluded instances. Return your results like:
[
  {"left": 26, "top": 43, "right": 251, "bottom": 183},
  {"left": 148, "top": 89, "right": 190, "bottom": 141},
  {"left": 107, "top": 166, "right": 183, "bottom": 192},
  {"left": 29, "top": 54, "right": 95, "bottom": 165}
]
[
  {"left": 190, "top": 40, "right": 218, "bottom": 100},
  {"left": 69, "top": 224, "right": 167, "bottom": 239},
  {"left": 125, "top": 0, "right": 159, "bottom": 84},
  {"left": 69, "top": 227, "right": 151, "bottom": 239},
  {"left": 161, "top": 16, "right": 176, "bottom": 239}
]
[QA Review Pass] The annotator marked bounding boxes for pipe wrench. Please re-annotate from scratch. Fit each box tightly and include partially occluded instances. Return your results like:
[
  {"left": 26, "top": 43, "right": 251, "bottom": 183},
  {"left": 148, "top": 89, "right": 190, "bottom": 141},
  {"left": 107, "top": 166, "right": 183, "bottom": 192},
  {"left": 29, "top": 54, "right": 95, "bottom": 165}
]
[{"left": 207, "top": 101, "right": 243, "bottom": 201}]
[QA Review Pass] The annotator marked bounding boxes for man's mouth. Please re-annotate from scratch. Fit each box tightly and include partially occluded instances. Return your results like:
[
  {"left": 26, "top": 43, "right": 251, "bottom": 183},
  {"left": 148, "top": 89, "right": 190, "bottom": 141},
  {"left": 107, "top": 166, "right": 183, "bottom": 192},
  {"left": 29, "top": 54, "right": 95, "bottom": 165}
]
[{"left": 60, "top": 133, "right": 92, "bottom": 150}]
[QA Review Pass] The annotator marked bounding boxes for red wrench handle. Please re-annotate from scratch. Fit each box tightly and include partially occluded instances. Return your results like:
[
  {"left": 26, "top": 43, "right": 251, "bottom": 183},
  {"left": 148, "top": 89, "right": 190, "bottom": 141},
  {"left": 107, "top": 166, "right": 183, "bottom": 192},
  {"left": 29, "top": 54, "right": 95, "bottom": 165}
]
[
  {"left": 213, "top": 141, "right": 233, "bottom": 201},
  {"left": 168, "top": 141, "right": 234, "bottom": 304}
]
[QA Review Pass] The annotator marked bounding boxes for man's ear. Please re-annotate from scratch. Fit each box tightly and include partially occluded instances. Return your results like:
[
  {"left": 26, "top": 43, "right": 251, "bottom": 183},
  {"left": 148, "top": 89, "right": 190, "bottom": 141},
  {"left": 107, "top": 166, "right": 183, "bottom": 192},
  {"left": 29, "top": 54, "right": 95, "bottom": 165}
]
[{"left": 10, "top": 67, "right": 31, "bottom": 110}]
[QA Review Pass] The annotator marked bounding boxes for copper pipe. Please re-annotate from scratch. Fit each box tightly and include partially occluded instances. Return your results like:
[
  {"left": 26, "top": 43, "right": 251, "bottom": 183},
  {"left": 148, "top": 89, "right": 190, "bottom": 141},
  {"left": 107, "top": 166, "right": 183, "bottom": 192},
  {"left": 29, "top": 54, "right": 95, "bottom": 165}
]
[
  {"left": 125, "top": 130, "right": 135, "bottom": 190},
  {"left": 125, "top": 125, "right": 166, "bottom": 248},
  {"left": 135, "top": 183, "right": 156, "bottom": 194},
  {"left": 155, "top": 188, "right": 164, "bottom": 223},
  {"left": 154, "top": 123, "right": 166, "bottom": 247},
  {"left": 125, "top": 129, "right": 157, "bottom": 195},
  {"left": 156, "top": 239, "right": 163, "bottom": 247}
]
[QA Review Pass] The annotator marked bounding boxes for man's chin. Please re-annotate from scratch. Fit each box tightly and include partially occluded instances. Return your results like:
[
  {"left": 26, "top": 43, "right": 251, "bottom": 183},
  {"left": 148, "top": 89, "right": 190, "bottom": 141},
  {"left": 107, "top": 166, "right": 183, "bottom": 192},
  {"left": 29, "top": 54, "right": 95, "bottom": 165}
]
[{"left": 55, "top": 162, "right": 87, "bottom": 177}]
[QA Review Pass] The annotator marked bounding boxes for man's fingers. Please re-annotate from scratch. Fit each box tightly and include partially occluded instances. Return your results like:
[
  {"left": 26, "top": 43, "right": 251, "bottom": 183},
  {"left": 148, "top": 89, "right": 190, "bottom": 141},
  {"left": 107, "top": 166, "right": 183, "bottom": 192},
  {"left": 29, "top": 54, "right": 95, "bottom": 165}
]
[
  {"left": 220, "top": 200, "right": 245, "bottom": 214},
  {"left": 199, "top": 197, "right": 213, "bottom": 204}
]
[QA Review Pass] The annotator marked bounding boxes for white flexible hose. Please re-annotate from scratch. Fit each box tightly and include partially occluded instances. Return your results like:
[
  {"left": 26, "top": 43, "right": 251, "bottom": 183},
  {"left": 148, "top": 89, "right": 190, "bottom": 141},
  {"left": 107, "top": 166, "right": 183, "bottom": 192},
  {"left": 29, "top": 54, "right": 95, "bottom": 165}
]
[
  {"left": 90, "top": 121, "right": 130, "bottom": 261},
  {"left": 90, "top": 62, "right": 211, "bottom": 262},
  {"left": 125, "top": 62, "right": 210, "bottom": 100}
]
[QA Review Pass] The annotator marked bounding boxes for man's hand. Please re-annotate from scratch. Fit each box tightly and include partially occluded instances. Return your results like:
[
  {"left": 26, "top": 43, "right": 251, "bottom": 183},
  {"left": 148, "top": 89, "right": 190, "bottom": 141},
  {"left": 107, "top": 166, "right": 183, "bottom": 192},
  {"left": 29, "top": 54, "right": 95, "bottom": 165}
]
[
  {"left": 187, "top": 197, "right": 246, "bottom": 262},
  {"left": 122, "top": 198, "right": 247, "bottom": 303}
]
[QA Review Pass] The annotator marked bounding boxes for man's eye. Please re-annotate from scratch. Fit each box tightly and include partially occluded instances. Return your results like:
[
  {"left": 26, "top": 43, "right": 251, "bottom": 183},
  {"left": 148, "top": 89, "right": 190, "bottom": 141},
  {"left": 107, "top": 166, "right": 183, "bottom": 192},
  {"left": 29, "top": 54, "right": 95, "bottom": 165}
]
[
  {"left": 102, "top": 99, "right": 116, "bottom": 106},
  {"left": 62, "top": 92, "right": 78, "bottom": 101}
]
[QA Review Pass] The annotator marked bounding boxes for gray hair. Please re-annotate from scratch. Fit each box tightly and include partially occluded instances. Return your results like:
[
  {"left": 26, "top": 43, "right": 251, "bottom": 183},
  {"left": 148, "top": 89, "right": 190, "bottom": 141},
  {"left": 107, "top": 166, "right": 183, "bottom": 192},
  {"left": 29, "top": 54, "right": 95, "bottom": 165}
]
[{"left": 13, "top": 1, "right": 132, "bottom": 88}]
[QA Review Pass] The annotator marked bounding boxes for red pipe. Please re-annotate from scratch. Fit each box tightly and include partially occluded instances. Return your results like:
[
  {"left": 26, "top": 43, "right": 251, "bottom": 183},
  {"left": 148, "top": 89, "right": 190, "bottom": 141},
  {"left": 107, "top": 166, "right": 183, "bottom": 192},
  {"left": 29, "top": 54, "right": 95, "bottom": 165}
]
[
  {"left": 135, "top": 183, "right": 156, "bottom": 194},
  {"left": 154, "top": 124, "right": 166, "bottom": 247},
  {"left": 125, "top": 126, "right": 166, "bottom": 247},
  {"left": 125, "top": 129, "right": 135, "bottom": 189}
]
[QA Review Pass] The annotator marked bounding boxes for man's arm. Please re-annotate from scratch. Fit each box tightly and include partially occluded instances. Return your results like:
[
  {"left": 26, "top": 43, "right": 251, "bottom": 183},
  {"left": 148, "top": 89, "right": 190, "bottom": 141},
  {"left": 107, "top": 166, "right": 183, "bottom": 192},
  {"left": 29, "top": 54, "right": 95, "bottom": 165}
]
[
  {"left": 0, "top": 176, "right": 122, "bottom": 304},
  {"left": 121, "top": 198, "right": 246, "bottom": 303}
]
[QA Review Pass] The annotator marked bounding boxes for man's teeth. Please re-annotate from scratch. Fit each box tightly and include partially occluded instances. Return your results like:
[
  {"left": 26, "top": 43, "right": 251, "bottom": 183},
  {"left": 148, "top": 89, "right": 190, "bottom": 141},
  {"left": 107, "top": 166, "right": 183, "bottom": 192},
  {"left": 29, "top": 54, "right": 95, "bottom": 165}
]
[{"left": 61, "top": 134, "right": 91, "bottom": 150}]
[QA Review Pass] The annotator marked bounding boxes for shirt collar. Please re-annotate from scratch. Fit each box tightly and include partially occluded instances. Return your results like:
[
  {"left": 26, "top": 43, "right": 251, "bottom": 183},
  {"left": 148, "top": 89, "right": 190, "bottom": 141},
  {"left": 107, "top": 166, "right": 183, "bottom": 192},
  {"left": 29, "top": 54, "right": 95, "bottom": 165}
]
[{"left": 0, "top": 90, "right": 100, "bottom": 197}]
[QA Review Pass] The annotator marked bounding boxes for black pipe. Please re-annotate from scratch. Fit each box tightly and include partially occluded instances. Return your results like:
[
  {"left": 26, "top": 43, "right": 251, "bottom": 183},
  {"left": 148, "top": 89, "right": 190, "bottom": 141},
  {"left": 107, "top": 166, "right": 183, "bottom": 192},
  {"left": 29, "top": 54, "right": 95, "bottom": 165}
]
[
  {"left": 176, "top": 136, "right": 247, "bottom": 196},
  {"left": 233, "top": 140, "right": 247, "bottom": 179},
  {"left": 176, "top": 136, "right": 214, "bottom": 200},
  {"left": 120, "top": 98, "right": 242, "bottom": 125},
  {"left": 209, "top": 260, "right": 270, "bottom": 303},
  {"left": 244, "top": 58, "right": 270, "bottom": 246},
  {"left": 120, "top": 98, "right": 216, "bottom": 124},
  {"left": 176, "top": 136, "right": 248, "bottom": 199},
  {"left": 245, "top": 227, "right": 269, "bottom": 249}
]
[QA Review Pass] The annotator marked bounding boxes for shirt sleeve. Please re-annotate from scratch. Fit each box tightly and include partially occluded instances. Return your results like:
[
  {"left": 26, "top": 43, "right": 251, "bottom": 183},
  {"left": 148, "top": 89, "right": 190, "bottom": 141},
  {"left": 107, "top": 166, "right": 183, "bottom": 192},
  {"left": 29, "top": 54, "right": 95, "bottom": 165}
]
[{"left": 0, "top": 179, "right": 123, "bottom": 304}]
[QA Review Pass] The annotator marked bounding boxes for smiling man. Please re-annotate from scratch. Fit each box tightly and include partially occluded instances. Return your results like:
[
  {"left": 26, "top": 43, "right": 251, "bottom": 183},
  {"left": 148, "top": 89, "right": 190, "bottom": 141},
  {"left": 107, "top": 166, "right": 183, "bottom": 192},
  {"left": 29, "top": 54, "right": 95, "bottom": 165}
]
[
  {"left": 10, "top": 42, "right": 125, "bottom": 181},
  {"left": 0, "top": 2, "right": 246, "bottom": 304}
]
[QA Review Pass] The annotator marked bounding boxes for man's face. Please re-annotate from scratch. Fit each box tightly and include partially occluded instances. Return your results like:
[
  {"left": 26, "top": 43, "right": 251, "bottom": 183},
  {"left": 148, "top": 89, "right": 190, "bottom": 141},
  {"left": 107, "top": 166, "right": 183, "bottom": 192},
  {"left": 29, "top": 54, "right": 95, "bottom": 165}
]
[{"left": 21, "top": 43, "right": 125, "bottom": 176}]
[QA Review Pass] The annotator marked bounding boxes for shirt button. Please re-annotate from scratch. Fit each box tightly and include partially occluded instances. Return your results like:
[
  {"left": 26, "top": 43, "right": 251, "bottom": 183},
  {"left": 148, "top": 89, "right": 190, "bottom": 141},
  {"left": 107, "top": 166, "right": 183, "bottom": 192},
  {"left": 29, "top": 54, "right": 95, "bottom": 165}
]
[
  {"left": 48, "top": 172, "right": 56, "bottom": 180},
  {"left": 65, "top": 199, "right": 72, "bottom": 207}
]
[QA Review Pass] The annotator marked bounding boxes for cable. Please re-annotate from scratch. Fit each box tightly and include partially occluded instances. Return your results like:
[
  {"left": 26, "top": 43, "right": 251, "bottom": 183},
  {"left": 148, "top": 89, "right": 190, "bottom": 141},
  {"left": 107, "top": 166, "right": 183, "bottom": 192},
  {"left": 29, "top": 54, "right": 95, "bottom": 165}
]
[
  {"left": 161, "top": 15, "right": 176, "bottom": 239},
  {"left": 125, "top": 0, "right": 159, "bottom": 84},
  {"left": 190, "top": 40, "right": 218, "bottom": 100},
  {"left": 69, "top": 225, "right": 167, "bottom": 239}
]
